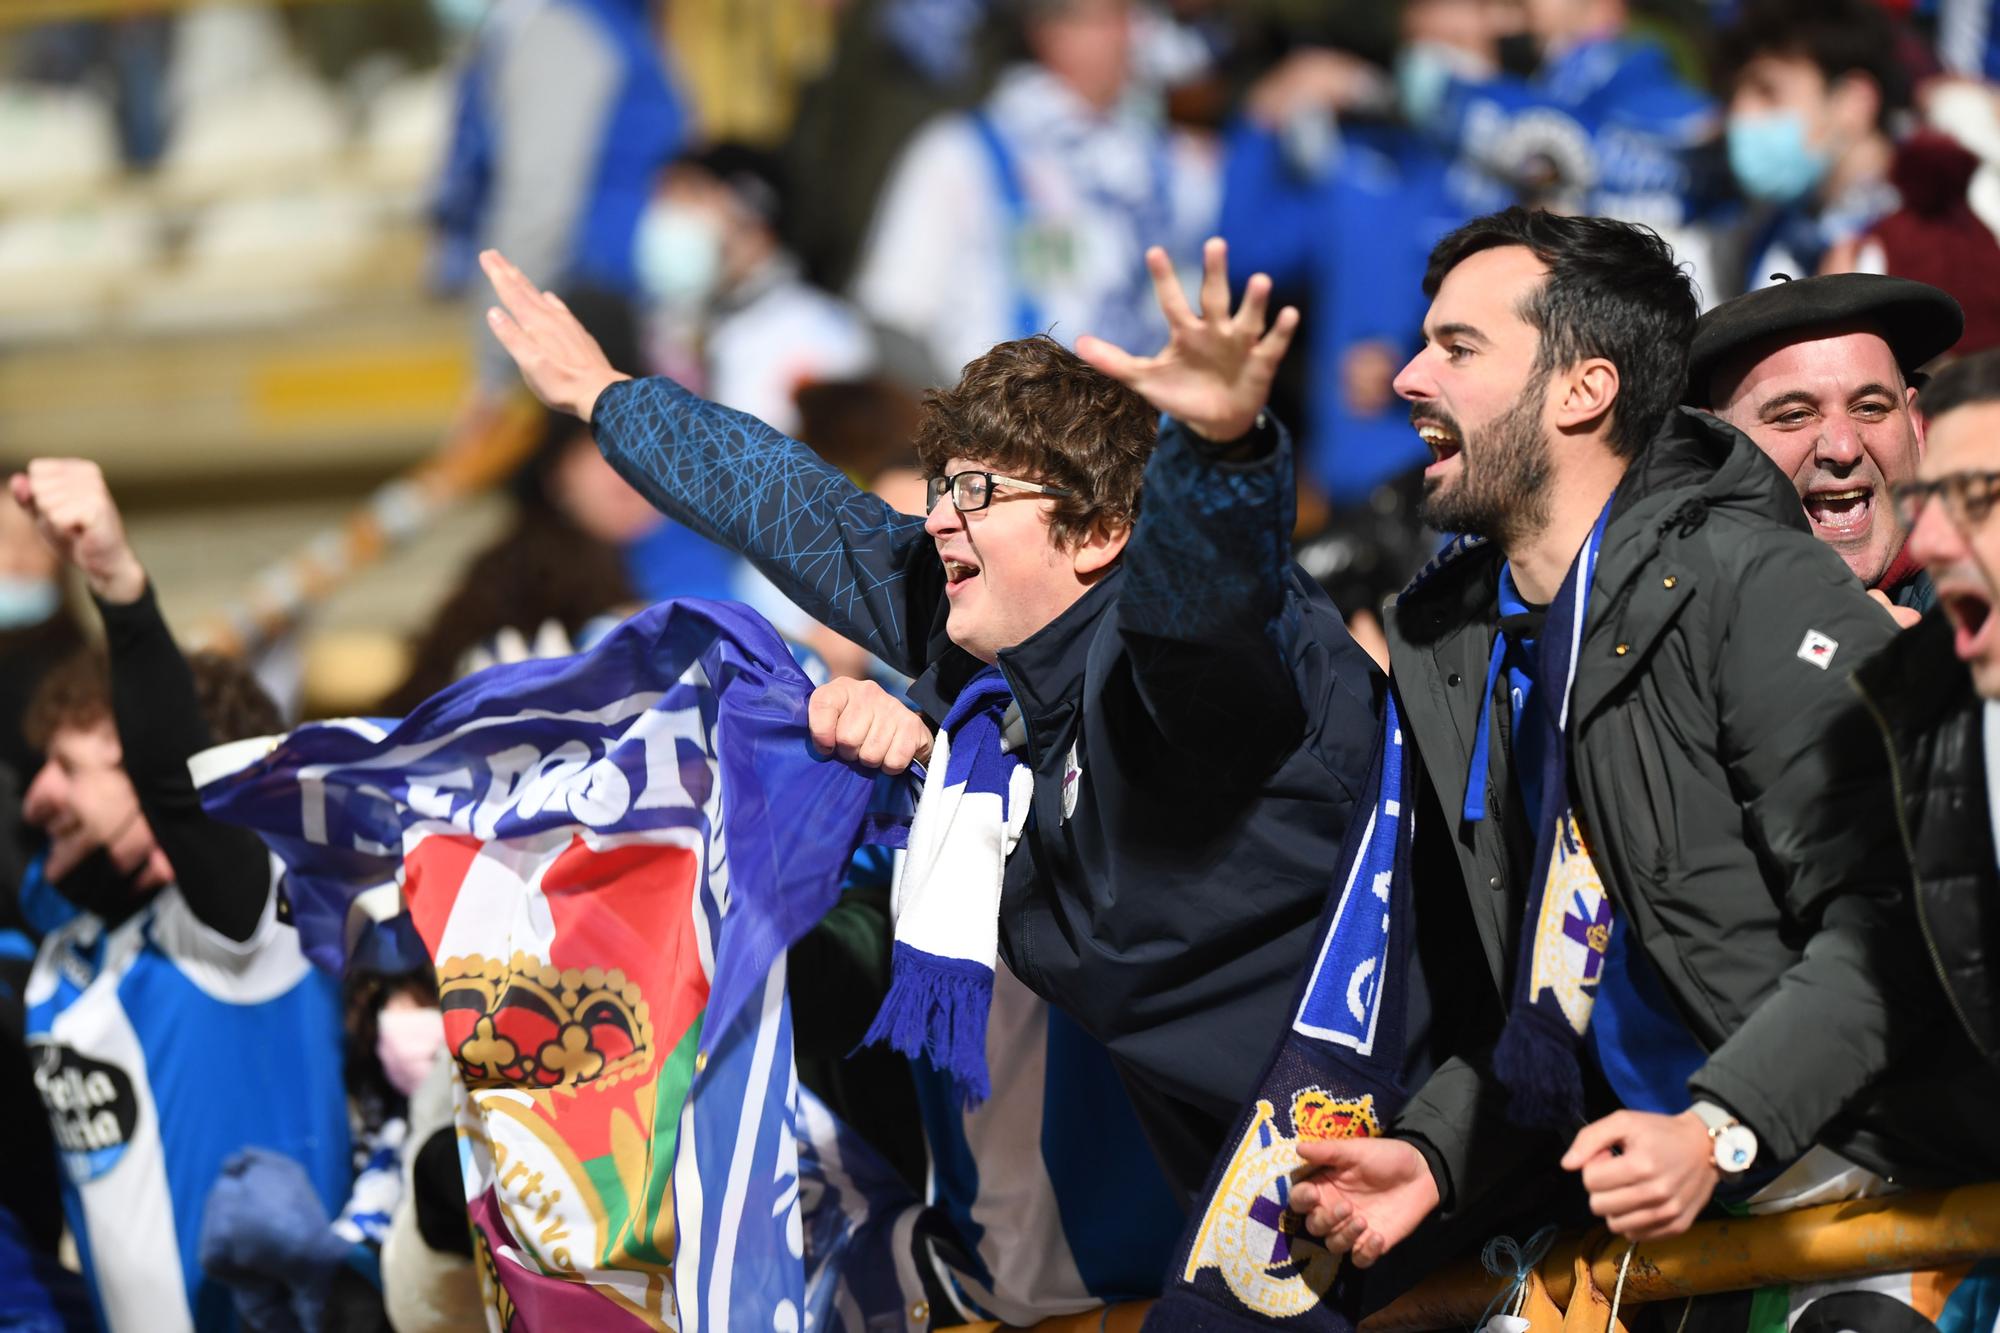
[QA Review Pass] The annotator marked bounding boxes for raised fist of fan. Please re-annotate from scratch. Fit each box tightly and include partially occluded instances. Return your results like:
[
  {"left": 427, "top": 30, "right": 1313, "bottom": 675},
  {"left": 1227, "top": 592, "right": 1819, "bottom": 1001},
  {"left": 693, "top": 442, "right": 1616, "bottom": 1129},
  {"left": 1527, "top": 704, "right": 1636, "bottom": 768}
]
[
  {"left": 480, "top": 250, "right": 631, "bottom": 421},
  {"left": 1076, "top": 237, "right": 1301, "bottom": 445},
  {"left": 10, "top": 459, "right": 145, "bottom": 605}
]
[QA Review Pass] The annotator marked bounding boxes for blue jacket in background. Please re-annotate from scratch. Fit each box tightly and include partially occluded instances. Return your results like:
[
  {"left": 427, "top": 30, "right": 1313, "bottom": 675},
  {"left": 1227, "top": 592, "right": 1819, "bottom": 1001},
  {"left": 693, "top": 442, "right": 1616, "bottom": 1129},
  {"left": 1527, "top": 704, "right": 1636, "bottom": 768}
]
[
  {"left": 1428, "top": 34, "right": 1716, "bottom": 224},
  {"left": 432, "top": 0, "right": 684, "bottom": 295},
  {"left": 1219, "top": 118, "right": 1486, "bottom": 501},
  {"left": 588, "top": 377, "right": 1386, "bottom": 1193}
]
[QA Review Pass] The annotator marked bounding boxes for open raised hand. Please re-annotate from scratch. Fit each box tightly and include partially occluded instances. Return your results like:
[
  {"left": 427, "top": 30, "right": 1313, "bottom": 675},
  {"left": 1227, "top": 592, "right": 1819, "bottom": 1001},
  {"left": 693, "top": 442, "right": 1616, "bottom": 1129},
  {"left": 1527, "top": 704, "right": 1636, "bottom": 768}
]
[
  {"left": 480, "top": 250, "right": 631, "bottom": 420},
  {"left": 1076, "top": 237, "right": 1300, "bottom": 444}
]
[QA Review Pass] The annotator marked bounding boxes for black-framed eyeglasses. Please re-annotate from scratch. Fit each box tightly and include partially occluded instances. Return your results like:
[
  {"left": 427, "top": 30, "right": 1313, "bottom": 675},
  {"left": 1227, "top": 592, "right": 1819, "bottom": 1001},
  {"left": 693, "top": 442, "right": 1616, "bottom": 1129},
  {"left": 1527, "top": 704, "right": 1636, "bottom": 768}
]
[
  {"left": 926, "top": 470, "right": 1075, "bottom": 514},
  {"left": 1891, "top": 471, "right": 2000, "bottom": 531}
]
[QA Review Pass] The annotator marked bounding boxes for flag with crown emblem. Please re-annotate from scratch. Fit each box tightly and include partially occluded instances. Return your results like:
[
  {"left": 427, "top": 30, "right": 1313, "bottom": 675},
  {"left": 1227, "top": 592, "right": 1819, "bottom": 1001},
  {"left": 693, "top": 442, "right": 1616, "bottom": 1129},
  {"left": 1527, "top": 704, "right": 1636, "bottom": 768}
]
[{"left": 192, "top": 599, "right": 927, "bottom": 1332}]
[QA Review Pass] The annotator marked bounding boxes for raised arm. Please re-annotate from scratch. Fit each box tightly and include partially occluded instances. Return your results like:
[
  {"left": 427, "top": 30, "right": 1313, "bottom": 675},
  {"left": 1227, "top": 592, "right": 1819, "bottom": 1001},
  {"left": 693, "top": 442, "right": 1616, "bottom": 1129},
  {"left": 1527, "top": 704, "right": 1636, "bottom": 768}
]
[
  {"left": 478, "top": 251, "right": 937, "bottom": 673},
  {"left": 11, "top": 461, "right": 272, "bottom": 943},
  {"left": 1077, "top": 240, "right": 1336, "bottom": 780}
]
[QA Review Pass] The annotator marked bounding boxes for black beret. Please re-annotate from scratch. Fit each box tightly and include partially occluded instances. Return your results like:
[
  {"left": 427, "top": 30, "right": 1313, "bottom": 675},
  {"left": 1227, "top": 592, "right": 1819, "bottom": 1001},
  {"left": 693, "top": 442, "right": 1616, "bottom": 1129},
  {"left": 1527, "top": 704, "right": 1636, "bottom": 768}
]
[{"left": 1684, "top": 273, "right": 1964, "bottom": 408}]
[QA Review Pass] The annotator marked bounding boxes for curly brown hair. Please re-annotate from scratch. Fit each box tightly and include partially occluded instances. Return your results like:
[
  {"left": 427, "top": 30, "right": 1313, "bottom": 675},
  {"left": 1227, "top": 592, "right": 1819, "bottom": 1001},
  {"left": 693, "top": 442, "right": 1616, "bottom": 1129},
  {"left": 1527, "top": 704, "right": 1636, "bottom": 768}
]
[
  {"left": 911, "top": 335, "right": 1157, "bottom": 549},
  {"left": 21, "top": 648, "right": 110, "bottom": 752},
  {"left": 25, "top": 645, "right": 282, "bottom": 750}
]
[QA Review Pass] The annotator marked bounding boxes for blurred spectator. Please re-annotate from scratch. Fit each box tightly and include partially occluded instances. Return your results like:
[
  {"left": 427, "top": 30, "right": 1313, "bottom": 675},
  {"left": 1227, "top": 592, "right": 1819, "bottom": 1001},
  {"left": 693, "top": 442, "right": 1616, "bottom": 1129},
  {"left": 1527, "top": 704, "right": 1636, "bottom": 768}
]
[
  {"left": 382, "top": 406, "right": 644, "bottom": 714},
  {"left": 9, "top": 15, "right": 173, "bottom": 168},
  {"left": 1687, "top": 273, "right": 1964, "bottom": 618},
  {"left": 1718, "top": 0, "right": 1909, "bottom": 288},
  {"left": 12, "top": 461, "right": 349, "bottom": 1333},
  {"left": 201, "top": 919, "right": 442, "bottom": 1331},
  {"left": 378, "top": 1057, "right": 482, "bottom": 1333},
  {"left": 1222, "top": 0, "right": 1499, "bottom": 505},
  {"left": 851, "top": 0, "right": 1215, "bottom": 381},
  {"left": 637, "top": 144, "right": 878, "bottom": 435},
  {"left": 1935, "top": 0, "right": 2000, "bottom": 83},
  {"left": 430, "top": 0, "right": 686, "bottom": 388},
  {"left": 1406, "top": 0, "right": 1719, "bottom": 264},
  {"left": 1837, "top": 129, "right": 2000, "bottom": 354}
]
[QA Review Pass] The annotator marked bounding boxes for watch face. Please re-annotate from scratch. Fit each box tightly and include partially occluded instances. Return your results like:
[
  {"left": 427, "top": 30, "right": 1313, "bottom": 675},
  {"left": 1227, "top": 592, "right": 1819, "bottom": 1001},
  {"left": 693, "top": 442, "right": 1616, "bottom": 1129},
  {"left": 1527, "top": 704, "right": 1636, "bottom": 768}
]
[{"left": 1715, "top": 1124, "right": 1758, "bottom": 1174}]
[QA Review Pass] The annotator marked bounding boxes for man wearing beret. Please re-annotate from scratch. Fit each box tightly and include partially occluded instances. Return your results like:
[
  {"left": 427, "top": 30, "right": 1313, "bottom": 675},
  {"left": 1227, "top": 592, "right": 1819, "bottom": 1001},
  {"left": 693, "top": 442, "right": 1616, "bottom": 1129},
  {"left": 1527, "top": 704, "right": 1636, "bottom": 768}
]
[{"left": 1687, "top": 272, "right": 1964, "bottom": 627}]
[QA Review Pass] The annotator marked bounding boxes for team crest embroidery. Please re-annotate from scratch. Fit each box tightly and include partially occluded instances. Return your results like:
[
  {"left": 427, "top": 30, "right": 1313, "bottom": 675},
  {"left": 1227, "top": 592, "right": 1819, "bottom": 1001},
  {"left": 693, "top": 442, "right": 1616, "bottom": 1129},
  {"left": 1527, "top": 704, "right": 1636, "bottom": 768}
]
[
  {"left": 1182, "top": 1089, "right": 1379, "bottom": 1317},
  {"left": 1061, "top": 742, "right": 1082, "bottom": 822},
  {"left": 1525, "top": 813, "right": 1610, "bottom": 1036}
]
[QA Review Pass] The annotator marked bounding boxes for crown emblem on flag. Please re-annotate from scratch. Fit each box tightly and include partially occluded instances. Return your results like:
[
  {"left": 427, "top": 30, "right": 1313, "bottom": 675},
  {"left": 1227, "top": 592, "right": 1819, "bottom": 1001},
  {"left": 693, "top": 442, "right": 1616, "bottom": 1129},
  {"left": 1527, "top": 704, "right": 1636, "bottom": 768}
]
[{"left": 440, "top": 953, "right": 655, "bottom": 1093}]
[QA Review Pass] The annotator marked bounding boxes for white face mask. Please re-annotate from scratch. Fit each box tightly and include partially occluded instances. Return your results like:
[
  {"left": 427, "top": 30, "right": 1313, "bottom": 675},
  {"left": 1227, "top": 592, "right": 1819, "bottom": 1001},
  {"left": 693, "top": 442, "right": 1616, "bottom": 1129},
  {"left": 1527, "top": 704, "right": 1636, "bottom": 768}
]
[
  {"left": 375, "top": 1005, "right": 447, "bottom": 1098},
  {"left": 635, "top": 202, "right": 725, "bottom": 311},
  {"left": 0, "top": 575, "right": 59, "bottom": 630},
  {"left": 429, "top": 0, "right": 489, "bottom": 39}
]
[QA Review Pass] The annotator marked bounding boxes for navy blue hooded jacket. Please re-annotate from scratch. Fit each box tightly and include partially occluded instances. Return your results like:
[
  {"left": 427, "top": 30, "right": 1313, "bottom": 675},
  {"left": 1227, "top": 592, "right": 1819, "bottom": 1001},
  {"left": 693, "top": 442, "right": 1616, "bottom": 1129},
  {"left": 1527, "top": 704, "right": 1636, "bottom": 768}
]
[{"left": 590, "top": 376, "right": 1384, "bottom": 1191}]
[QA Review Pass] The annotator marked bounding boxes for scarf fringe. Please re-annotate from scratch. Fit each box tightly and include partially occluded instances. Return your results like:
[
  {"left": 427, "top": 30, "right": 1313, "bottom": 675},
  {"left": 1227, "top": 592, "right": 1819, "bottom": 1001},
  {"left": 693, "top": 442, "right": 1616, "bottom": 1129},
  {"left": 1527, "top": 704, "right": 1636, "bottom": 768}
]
[
  {"left": 1492, "top": 1005, "right": 1586, "bottom": 1131},
  {"left": 861, "top": 941, "right": 994, "bottom": 1108}
]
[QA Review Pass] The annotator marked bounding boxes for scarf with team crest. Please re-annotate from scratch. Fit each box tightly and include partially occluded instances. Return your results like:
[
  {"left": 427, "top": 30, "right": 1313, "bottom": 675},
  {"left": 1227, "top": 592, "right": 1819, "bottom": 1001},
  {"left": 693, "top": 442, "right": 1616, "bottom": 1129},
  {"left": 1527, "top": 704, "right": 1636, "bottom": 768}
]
[
  {"left": 1147, "top": 683, "right": 1420, "bottom": 1330},
  {"left": 860, "top": 666, "right": 1033, "bottom": 1106},
  {"left": 1483, "top": 496, "right": 1618, "bottom": 1132},
  {"left": 1148, "top": 505, "right": 1619, "bottom": 1329}
]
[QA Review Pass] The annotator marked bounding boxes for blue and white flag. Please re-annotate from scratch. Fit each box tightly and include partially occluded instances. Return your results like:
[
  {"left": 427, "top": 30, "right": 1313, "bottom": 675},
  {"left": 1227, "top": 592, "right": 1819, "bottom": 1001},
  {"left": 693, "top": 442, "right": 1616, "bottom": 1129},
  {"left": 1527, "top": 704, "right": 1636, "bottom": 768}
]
[{"left": 194, "top": 599, "right": 926, "bottom": 1332}]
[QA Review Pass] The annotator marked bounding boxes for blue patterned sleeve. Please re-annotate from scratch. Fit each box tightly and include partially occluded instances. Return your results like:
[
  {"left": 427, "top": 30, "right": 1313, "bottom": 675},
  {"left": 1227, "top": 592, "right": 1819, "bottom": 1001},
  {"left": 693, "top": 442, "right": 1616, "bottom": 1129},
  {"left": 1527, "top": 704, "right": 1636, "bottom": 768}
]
[
  {"left": 592, "top": 377, "right": 938, "bottom": 675},
  {"left": 1111, "top": 416, "right": 1310, "bottom": 780}
]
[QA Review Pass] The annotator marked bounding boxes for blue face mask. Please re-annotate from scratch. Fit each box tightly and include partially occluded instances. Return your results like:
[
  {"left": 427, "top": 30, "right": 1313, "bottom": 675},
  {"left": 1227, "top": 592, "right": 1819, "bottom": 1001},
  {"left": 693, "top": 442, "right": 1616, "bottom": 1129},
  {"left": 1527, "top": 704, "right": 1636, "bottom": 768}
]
[
  {"left": 0, "top": 575, "right": 59, "bottom": 629},
  {"left": 634, "top": 203, "right": 724, "bottom": 311},
  {"left": 1394, "top": 44, "right": 1457, "bottom": 131},
  {"left": 429, "top": 0, "right": 488, "bottom": 39},
  {"left": 1727, "top": 111, "right": 1832, "bottom": 204}
]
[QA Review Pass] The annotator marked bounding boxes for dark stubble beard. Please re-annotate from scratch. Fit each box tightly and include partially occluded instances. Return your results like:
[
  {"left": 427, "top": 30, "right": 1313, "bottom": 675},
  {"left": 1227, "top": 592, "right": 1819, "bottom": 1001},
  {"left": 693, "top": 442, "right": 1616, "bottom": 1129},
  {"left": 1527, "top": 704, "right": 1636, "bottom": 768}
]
[{"left": 1416, "top": 366, "right": 1554, "bottom": 546}]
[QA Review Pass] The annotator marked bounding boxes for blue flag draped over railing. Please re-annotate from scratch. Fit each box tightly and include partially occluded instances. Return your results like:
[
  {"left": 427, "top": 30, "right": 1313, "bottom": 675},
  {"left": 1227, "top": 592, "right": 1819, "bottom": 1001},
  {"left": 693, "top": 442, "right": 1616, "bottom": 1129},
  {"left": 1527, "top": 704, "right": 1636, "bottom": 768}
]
[{"left": 194, "top": 599, "right": 927, "bottom": 1331}]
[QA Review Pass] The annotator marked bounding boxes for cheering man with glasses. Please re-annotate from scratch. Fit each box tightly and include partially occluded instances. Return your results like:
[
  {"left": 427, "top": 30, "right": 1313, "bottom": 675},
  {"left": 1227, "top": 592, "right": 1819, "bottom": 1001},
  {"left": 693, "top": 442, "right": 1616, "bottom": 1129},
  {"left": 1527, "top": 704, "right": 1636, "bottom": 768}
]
[
  {"left": 474, "top": 238, "right": 1386, "bottom": 1200},
  {"left": 1850, "top": 348, "right": 2000, "bottom": 1076}
]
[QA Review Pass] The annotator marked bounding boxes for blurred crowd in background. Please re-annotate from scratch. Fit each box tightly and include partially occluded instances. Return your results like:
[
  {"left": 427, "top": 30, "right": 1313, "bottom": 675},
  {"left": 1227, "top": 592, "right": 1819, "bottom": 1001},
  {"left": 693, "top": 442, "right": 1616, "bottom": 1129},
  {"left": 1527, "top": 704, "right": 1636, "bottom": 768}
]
[
  {"left": 4, "top": 0, "right": 2000, "bottom": 1328},
  {"left": 5, "top": 0, "right": 2000, "bottom": 682}
]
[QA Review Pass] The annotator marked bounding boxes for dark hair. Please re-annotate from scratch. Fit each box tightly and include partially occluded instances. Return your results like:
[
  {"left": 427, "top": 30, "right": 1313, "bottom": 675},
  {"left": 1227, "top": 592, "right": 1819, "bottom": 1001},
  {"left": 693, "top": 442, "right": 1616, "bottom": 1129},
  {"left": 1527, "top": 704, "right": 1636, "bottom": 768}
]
[
  {"left": 912, "top": 334, "right": 1157, "bottom": 547},
  {"left": 1715, "top": 0, "right": 1910, "bottom": 127},
  {"left": 1917, "top": 349, "right": 2000, "bottom": 422},
  {"left": 673, "top": 142, "right": 788, "bottom": 229},
  {"left": 25, "top": 645, "right": 281, "bottom": 750},
  {"left": 1423, "top": 207, "right": 1699, "bottom": 459},
  {"left": 22, "top": 648, "right": 109, "bottom": 752}
]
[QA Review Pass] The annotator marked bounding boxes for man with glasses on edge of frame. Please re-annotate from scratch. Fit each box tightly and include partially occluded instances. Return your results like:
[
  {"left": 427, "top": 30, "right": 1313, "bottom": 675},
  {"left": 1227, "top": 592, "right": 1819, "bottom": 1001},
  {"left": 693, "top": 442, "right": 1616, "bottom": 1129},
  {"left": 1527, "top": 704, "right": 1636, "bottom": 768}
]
[
  {"left": 472, "top": 238, "right": 1388, "bottom": 1208},
  {"left": 1849, "top": 348, "right": 2000, "bottom": 1090}
]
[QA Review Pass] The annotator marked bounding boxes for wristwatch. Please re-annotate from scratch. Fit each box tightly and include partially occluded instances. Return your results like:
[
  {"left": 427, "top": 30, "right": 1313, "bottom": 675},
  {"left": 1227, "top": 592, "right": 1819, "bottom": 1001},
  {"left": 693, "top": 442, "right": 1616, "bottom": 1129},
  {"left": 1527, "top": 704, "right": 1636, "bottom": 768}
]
[{"left": 1690, "top": 1100, "right": 1758, "bottom": 1175}]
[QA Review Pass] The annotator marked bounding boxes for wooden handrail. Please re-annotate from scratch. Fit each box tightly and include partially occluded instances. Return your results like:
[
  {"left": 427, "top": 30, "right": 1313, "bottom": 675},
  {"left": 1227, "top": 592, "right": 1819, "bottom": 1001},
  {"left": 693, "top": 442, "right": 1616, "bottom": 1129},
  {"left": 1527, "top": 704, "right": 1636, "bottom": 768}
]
[
  {"left": 1362, "top": 1182, "right": 2000, "bottom": 1332},
  {"left": 936, "top": 1184, "right": 2000, "bottom": 1333}
]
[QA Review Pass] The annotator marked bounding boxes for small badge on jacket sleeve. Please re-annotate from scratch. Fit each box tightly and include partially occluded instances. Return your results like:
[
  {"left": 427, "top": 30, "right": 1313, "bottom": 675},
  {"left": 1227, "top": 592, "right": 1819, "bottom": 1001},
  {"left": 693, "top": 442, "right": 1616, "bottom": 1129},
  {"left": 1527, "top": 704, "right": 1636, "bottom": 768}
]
[
  {"left": 1062, "top": 743, "right": 1081, "bottom": 822},
  {"left": 1797, "top": 629, "right": 1839, "bottom": 669}
]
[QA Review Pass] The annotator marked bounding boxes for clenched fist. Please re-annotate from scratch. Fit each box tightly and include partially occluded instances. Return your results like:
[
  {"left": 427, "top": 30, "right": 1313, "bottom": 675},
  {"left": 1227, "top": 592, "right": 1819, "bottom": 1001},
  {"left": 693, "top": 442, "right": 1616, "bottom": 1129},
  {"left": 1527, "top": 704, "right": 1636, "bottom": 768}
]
[
  {"left": 10, "top": 459, "right": 145, "bottom": 604},
  {"left": 808, "top": 678, "right": 933, "bottom": 774}
]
